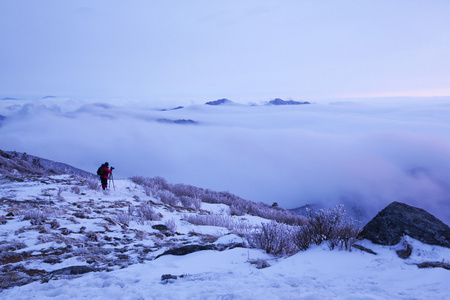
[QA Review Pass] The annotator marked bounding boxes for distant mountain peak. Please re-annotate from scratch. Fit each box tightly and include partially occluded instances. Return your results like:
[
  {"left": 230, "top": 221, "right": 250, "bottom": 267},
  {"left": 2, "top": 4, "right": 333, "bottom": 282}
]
[
  {"left": 205, "top": 98, "right": 234, "bottom": 106},
  {"left": 161, "top": 106, "right": 184, "bottom": 111},
  {"left": 268, "top": 98, "right": 310, "bottom": 105}
]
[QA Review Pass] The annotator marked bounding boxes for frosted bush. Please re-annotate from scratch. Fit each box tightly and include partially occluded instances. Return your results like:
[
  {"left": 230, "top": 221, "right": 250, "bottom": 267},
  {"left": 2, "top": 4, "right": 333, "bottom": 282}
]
[
  {"left": 130, "top": 176, "right": 169, "bottom": 191},
  {"left": 293, "top": 225, "right": 316, "bottom": 251},
  {"left": 184, "top": 214, "right": 230, "bottom": 227},
  {"left": 155, "top": 190, "right": 180, "bottom": 207},
  {"left": 164, "top": 218, "right": 177, "bottom": 231},
  {"left": 128, "top": 204, "right": 136, "bottom": 216},
  {"left": 179, "top": 196, "right": 194, "bottom": 208},
  {"left": 171, "top": 183, "right": 201, "bottom": 198},
  {"left": 149, "top": 176, "right": 170, "bottom": 190},
  {"left": 293, "top": 205, "right": 361, "bottom": 251},
  {"left": 137, "top": 203, "right": 161, "bottom": 223},
  {"left": 191, "top": 197, "right": 201, "bottom": 211},
  {"left": 71, "top": 186, "right": 81, "bottom": 194},
  {"left": 327, "top": 219, "right": 361, "bottom": 251},
  {"left": 248, "top": 221, "right": 296, "bottom": 256},
  {"left": 199, "top": 190, "right": 222, "bottom": 204},
  {"left": 130, "top": 176, "right": 146, "bottom": 186},
  {"left": 179, "top": 196, "right": 201, "bottom": 210},
  {"left": 143, "top": 186, "right": 153, "bottom": 197},
  {"left": 84, "top": 179, "right": 100, "bottom": 191},
  {"left": 229, "top": 203, "right": 248, "bottom": 216},
  {"left": 247, "top": 203, "right": 307, "bottom": 226},
  {"left": 23, "top": 209, "right": 47, "bottom": 225},
  {"left": 184, "top": 214, "right": 253, "bottom": 234},
  {"left": 116, "top": 211, "right": 131, "bottom": 226},
  {"left": 131, "top": 175, "right": 309, "bottom": 225}
]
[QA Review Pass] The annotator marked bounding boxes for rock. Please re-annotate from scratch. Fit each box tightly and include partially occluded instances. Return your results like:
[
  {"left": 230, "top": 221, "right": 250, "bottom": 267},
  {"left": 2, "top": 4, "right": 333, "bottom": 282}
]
[
  {"left": 396, "top": 243, "right": 413, "bottom": 259},
  {"left": 417, "top": 261, "right": 450, "bottom": 270},
  {"left": 43, "top": 257, "right": 62, "bottom": 264},
  {"left": 351, "top": 244, "right": 377, "bottom": 255},
  {"left": 0, "top": 272, "right": 31, "bottom": 289},
  {"left": 41, "top": 266, "right": 96, "bottom": 283},
  {"left": 161, "top": 274, "right": 178, "bottom": 280},
  {"left": 152, "top": 224, "right": 169, "bottom": 231},
  {"left": 156, "top": 244, "right": 216, "bottom": 259},
  {"left": 358, "top": 201, "right": 450, "bottom": 248},
  {"left": 161, "top": 274, "right": 187, "bottom": 284}
]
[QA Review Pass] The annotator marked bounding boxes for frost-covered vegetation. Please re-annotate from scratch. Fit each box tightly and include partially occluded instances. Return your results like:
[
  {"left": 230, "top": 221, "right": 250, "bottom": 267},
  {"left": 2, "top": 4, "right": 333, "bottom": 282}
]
[
  {"left": 0, "top": 170, "right": 360, "bottom": 291},
  {"left": 130, "top": 176, "right": 361, "bottom": 257},
  {"left": 1, "top": 152, "right": 449, "bottom": 298},
  {"left": 247, "top": 205, "right": 361, "bottom": 256},
  {"left": 0, "top": 149, "right": 94, "bottom": 178},
  {"left": 130, "top": 176, "right": 307, "bottom": 225}
]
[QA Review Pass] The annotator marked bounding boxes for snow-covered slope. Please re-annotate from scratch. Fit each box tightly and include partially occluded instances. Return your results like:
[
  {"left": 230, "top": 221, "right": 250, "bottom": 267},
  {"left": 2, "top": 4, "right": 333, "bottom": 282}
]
[{"left": 0, "top": 172, "right": 449, "bottom": 299}]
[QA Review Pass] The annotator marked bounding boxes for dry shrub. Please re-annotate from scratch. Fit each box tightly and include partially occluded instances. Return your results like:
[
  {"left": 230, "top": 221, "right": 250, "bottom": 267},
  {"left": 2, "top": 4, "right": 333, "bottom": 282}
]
[
  {"left": 164, "top": 218, "right": 177, "bottom": 231},
  {"left": 71, "top": 186, "right": 81, "bottom": 194},
  {"left": 292, "top": 225, "right": 316, "bottom": 251},
  {"left": 137, "top": 203, "right": 161, "bottom": 223},
  {"left": 23, "top": 209, "right": 47, "bottom": 225},
  {"left": 247, "top": 221, "right": 296, "bottom": 256},
  {"left": 248, "top": 258, "right": 271, "bottom": 269},
  {"left": 179, "top": 196, "right": 201, "bottom": 210},
  {"left": 84, "top": 179, "right": 100, "bottom": 191},
  {"left": 155, "top": 190, "right": 179, "bottom": 207},
  {"left": 184, "top": 214, "right": 253, "bottom": 235},
  {"left": 116, "top": 211, "right": 131, "bottom": 226},
  {"left": 293, "top": 205, "right": 361, "bottom": 251}
]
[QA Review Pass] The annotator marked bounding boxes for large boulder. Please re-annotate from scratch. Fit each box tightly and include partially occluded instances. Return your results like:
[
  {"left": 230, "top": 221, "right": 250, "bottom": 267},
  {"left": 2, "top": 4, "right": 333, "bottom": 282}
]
[{"left": 358, "top": 201, "right": 450, "bottom": 248}]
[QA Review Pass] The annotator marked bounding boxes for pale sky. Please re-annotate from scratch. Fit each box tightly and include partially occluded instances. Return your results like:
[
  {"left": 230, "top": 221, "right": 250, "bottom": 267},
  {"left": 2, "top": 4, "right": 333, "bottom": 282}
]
[{"left": 1, "top": 0, "right": 450, "bottom": 102}]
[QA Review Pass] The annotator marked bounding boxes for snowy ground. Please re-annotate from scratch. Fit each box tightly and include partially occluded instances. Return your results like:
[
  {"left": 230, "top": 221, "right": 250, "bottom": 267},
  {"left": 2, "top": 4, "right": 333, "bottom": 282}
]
[{"left": 1, "top": 175, "right": 449, "bottom": 299}]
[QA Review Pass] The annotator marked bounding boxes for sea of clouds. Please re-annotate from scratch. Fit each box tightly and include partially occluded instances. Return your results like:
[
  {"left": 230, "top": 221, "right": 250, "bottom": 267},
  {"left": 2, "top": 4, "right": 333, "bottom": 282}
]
[{"left": 1, "top": 97, "right": 450, "bottom": 223}]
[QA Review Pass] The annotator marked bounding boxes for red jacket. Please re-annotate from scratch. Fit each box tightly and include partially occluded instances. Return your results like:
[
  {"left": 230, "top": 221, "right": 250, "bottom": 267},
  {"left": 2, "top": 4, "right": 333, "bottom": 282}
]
[{"left": 101, "top": 166, "right": 112, "bottom": 179}]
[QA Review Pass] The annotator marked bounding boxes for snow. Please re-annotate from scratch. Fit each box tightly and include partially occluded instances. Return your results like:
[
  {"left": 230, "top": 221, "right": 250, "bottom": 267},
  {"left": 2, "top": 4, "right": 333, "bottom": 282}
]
[
  {"left": 0, "top": 175, "right": 449, "bottom": 299},
  {"left": 2, "top": 243, "right": 449, "bottom": 299}
]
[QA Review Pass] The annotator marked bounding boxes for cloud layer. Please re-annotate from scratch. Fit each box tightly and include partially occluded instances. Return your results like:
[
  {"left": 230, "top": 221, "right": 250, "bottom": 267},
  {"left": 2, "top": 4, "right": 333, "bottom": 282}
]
[{"left": 1, "top": 97, "right": 450, "bottom": 223}]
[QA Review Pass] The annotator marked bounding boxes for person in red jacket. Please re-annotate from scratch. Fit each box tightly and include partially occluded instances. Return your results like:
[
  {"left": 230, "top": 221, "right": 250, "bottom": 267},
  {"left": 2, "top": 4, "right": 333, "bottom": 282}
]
[{"left": 100, "top": 162, "right": 114, "bottom": 190}]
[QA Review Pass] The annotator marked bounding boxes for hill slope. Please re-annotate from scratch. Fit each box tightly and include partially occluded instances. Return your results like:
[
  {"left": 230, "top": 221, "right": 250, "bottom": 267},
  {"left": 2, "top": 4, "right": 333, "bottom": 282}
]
[{"left": 0, "top": 155, "right": 449, "bottom": 298}]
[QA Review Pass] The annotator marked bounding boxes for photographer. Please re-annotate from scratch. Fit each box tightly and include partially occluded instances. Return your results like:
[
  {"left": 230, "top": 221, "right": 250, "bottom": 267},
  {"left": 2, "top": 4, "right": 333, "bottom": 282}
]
[{"left": 98, "top": 162, "right": 114, "bottom": 190}]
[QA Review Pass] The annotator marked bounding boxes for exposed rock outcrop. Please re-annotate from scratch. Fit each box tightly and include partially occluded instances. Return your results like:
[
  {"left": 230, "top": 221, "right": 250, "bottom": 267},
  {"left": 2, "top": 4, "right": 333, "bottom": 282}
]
[{"left": 358, "top": 201, "right": 450, "bottom": 248}]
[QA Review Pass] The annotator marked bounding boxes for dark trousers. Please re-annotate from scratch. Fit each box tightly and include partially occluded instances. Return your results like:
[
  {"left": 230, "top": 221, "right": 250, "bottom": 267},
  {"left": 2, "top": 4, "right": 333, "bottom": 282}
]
[{"left": 100, "top": 177, "right": 108, "bottom": 190}]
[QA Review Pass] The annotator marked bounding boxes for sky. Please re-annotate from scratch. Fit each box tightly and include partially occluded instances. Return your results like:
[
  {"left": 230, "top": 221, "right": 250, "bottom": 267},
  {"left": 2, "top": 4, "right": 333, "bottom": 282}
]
[
  {"left": 1, "top": 0, "right": 450, "bottom": 102},
  {"left": 1, "top": 1, "right": 450, "bottom": 223}
]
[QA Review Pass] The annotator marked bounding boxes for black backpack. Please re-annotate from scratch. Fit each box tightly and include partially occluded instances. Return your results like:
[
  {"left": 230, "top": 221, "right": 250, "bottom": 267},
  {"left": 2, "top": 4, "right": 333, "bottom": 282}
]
[{"left": 97, "top": 165, "right": 105, "bottom": 176}]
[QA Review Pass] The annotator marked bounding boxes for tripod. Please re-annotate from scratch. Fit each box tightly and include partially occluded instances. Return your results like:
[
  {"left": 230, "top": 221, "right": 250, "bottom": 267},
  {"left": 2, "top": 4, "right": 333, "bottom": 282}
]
[{"left": 109, "top": 172, "right": 116, "bottom": 191}]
